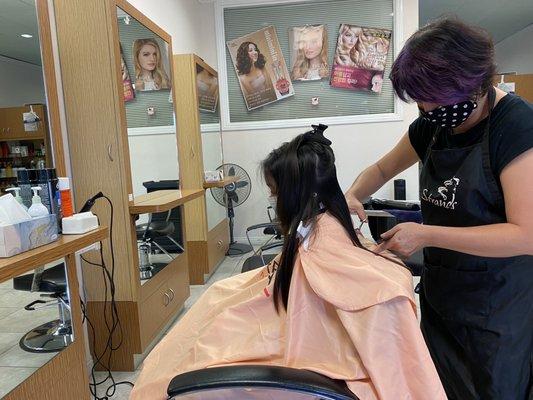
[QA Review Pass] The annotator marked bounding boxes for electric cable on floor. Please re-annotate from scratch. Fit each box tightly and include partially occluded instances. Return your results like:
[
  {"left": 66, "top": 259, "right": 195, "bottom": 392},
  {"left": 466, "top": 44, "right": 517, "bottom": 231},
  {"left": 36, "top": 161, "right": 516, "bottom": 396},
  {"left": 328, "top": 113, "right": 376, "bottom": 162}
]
[{"left": 78, "top": 194, "right": 134, "bottom": 399}]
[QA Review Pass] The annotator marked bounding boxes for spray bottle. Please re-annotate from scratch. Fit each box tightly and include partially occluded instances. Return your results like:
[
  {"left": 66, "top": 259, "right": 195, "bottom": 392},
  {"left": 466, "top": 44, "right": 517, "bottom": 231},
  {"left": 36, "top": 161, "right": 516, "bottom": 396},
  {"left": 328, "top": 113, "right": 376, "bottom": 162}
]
[{"left": 28, "top": 186, "right": 50, "bottom": 218}]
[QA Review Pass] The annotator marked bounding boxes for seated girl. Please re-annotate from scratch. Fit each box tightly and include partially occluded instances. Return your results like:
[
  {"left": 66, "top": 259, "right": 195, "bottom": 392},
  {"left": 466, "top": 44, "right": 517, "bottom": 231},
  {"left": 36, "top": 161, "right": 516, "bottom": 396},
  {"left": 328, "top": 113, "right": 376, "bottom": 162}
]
[{"left": 130, "top": 126, "right": 446, "bottom": 400}]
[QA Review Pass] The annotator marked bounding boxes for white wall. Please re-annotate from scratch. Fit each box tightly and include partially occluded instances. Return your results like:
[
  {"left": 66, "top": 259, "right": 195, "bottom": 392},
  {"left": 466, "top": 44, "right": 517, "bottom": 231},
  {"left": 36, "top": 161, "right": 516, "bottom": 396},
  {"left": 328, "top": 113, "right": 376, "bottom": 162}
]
[
  {"left": 130, "top": 0, "right": 421, "bottom": 240},
  {"left": 0, "top": 55, "right": 46, "bottom": 108},
  {"left": 495, "top": 24, "right": 533, "bottom": 74},
  {"left": 221, "top": 0, "right": 421, "bottom": 240}
]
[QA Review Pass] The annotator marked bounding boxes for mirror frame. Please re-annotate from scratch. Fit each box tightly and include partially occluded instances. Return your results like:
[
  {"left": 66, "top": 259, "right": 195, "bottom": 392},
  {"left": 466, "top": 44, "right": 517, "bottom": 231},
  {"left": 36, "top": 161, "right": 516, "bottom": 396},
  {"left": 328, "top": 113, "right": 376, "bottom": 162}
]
[
  {"left": 109, "top": 0, "right": 181, "bottom": 200},
  {"left": 35, "top": 0, "right": 67, "bottom": 176}
]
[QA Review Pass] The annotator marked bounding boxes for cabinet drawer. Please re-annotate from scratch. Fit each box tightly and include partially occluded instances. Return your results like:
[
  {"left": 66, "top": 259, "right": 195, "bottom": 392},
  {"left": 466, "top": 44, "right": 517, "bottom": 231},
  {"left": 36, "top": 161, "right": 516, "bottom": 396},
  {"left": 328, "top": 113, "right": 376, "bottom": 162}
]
[
  {"left": 139, "top": 258, "right": 190, "bottom": 349},
  {"left": 139, "top": 281, "right": 171, "bottom": 347},
  {"left": 207, "top": 219, "right": 229, "bottom": 275},
  {"left": 165, "top": 255, "right": 190, "bottom": 315}
]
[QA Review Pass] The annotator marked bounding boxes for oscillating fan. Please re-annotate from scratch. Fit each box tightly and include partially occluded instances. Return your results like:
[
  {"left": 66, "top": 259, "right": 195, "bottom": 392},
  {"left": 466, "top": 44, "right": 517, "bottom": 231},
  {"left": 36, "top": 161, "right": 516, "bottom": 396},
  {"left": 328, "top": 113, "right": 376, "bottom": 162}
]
[{"left": 210, "top": 163, "right": 253, "bottom": 256}]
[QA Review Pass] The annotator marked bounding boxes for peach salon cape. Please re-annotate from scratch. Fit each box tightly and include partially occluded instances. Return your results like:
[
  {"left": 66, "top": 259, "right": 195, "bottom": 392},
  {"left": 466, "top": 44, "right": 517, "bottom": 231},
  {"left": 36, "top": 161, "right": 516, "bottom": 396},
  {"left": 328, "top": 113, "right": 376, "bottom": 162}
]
[{"left": 131, "top": 213, "right": 446, "bottom": 400}]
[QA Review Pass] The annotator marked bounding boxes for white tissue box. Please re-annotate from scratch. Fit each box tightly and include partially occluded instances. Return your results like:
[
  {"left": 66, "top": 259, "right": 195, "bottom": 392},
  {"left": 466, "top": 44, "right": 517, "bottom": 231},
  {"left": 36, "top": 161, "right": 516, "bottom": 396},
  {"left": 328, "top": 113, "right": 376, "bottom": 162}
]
[
  {"left": 62, "top": 212, "right": 99, "bottom": 235},
  {"left": 0, "top": 214, "right": 59, "bottom": 258}
]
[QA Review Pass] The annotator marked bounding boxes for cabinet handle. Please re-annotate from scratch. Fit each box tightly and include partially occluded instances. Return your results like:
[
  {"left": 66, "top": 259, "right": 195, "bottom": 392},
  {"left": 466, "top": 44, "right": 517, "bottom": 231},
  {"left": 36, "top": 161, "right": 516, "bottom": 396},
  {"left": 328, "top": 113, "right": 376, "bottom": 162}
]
[
  {"left": 107, "top": 144, "right": 114, "bottom": 161},
  {"left": 217, "top": 240, "right": 223, "bottom": 248},
  {"left": 168, "top": 288, "right": 175, "bottom": 301},
  {"left": 163, "top": 292, "right": 170, "bottom": 306}
]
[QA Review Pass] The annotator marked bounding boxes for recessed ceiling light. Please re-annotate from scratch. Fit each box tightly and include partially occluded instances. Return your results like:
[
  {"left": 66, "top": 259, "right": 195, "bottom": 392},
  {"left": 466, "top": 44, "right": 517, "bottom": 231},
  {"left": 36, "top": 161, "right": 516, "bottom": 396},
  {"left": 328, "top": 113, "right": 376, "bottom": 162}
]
[{"left": 20, "top": 34, "right": 33, "bottom": 38}]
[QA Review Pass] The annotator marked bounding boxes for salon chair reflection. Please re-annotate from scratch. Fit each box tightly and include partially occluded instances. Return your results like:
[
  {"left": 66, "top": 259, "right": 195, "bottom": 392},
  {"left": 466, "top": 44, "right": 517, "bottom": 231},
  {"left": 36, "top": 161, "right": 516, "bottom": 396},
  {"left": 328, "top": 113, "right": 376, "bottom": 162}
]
[{"left": 135, "top": 180, "right": 184, "bottom": 282}]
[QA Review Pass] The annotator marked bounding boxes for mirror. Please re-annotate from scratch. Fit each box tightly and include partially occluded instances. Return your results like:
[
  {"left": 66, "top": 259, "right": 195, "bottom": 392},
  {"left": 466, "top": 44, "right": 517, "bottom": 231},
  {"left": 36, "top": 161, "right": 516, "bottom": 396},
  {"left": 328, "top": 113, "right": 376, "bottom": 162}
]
[
  {"left": 197, "top": 62, "right": 226, "bottom": 232},
  {"left": 116, "top": 7, "right": 183, "bottom": 284},
  {"left": 116, "top": 7, "right": 179, "bottom": 197},
  {"left": 0, "top": 1, "right": 69, "bottom": 396},
  {"left": 0, "top": 260, "right": 72, "bottom": 398}
]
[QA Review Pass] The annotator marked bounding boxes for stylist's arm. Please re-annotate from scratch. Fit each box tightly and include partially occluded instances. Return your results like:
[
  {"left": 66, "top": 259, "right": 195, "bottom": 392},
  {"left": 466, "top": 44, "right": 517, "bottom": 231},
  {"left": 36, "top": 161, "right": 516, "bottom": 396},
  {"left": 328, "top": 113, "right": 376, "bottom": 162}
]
[
  {"left": 345, "top": 133, "right": 419, "bottom": 222},
  {"left": 376, "top": 149, "right": 533, "bottom": 258}
]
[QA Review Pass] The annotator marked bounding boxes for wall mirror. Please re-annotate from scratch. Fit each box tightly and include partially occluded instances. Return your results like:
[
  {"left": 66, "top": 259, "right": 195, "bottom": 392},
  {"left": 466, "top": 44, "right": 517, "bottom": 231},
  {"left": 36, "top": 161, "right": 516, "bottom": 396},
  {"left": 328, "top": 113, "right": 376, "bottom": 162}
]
[
  {"left": 196, "top": 61, "right": 226, "bottom": 232},
  {"left": 115, "top": 5, "right": 183, "bottom": 284},
  {"left": 115, "top": 6, "right": 179, "bottom": 198},
  {"left": 0, "top": 1, "right": 71, "bottom": 396}
]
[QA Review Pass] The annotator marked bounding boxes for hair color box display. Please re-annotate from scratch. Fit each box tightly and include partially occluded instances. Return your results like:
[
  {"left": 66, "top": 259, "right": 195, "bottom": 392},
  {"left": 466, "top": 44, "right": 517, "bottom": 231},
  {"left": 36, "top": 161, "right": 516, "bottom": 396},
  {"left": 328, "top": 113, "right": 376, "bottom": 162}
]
[{"left": 0, "top": 214, "right": 59, "bottom": 257}]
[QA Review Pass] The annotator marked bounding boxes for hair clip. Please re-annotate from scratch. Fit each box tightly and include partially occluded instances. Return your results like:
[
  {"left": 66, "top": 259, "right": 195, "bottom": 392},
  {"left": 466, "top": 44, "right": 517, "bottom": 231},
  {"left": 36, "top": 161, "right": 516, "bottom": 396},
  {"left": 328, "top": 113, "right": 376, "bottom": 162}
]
[{"left": 303, "top": 123, "right": 331, "bottom": 146}]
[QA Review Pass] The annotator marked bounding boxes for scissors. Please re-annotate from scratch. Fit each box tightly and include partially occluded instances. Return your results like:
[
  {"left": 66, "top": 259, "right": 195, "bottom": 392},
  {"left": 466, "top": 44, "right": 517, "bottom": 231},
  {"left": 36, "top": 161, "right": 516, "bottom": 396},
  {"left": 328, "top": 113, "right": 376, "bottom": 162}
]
[{"left": 356, "top": 218, "right": 367, "bottom": 232}]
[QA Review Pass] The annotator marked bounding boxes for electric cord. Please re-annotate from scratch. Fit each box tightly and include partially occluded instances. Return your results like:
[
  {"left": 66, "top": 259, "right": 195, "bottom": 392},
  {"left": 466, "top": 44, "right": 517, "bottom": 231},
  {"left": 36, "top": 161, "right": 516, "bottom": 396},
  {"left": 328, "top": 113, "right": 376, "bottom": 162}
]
[{"left": 78, "top": 194, "right": 134, "bottom": 399}]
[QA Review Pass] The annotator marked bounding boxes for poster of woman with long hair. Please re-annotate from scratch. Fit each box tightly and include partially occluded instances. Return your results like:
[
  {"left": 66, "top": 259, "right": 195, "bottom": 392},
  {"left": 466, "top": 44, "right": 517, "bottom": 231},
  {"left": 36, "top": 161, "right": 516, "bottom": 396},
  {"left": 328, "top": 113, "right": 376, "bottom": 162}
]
[
  {"left": 330, "top": 24, "right": 391, "bottom": 93},
  {"left": 227, "top": 26, "right": 294, "bottom": 111},
  {"left": 132, "top": 38, "right": 171, "bottom": 91},
  {"left": 120, "top": 43, "right": 135, "bottom": 101},
  {"left": 289, "top": 25, "right": 329, "bottom": 81}
]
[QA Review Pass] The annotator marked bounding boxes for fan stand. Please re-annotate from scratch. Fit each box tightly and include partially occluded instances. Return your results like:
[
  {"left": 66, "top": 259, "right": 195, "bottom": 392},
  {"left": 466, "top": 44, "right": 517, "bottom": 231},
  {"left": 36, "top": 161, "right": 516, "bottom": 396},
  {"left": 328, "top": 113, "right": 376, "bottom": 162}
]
[{"left": 226, "top": 197, "right": 253, "bottom": 257}]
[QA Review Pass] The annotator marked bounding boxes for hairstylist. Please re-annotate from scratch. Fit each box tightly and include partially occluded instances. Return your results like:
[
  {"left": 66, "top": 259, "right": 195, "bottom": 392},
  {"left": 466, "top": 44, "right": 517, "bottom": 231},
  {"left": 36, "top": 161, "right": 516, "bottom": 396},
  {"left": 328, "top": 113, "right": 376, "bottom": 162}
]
[{"left": 345, "top": 17, "right": 533, "bottom": 400}]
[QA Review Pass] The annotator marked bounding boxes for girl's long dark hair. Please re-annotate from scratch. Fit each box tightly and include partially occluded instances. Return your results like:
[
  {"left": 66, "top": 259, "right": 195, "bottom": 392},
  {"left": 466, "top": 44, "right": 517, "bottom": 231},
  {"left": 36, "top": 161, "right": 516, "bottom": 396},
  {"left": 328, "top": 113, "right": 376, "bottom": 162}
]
[{"left": 262, "top": 125, "right": 366, "bottom": 312}]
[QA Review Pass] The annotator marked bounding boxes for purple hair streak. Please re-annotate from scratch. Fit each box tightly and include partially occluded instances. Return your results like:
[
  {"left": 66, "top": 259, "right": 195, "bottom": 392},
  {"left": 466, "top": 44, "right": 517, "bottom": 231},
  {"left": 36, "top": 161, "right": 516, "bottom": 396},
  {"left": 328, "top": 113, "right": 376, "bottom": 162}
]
[{"left": 389, "top": 17, "right": 496, "bottom": 105}]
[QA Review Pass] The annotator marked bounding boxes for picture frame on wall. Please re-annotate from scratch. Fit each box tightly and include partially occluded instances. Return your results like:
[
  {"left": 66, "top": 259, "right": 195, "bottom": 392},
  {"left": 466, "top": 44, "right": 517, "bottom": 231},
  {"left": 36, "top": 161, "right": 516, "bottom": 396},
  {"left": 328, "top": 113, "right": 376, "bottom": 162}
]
[
  {"left": 289, "top": 24, "right": 329, "bottom": 81},
  {"left": 227, "top": 26, "right": 294, "bottom": 111},
  {"left": 132, "top": 38, "right": 172, "bottom": 91},
  {"left": 330, "top": 25, "right": 392, "bottom": 93}
]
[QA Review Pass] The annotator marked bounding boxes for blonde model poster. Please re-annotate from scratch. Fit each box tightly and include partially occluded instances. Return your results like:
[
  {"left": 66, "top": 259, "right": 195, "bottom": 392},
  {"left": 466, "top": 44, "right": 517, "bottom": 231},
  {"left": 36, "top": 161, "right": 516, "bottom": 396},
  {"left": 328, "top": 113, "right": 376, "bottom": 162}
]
[
  {"left": 227, "top": 26, "right": 294, "bottom": 111},
  {"left": 132, "top": 38, "right": 171, "bottom": 91},
  {"left": 196, "top": 64, "right": 219, "bottom": 113},
  {"left": 289, "top": 25, "right": 329, "bottom": 81},
  {"left": 330, "top": 25, "right": 391, "bottom": 93}
]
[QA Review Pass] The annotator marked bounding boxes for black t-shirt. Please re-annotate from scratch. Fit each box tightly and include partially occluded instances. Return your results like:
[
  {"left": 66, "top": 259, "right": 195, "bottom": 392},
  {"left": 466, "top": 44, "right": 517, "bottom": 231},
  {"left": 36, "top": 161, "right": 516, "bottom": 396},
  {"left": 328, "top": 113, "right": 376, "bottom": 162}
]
[{"left": 409, "top": 93, "right": 533, "bottom": 185}]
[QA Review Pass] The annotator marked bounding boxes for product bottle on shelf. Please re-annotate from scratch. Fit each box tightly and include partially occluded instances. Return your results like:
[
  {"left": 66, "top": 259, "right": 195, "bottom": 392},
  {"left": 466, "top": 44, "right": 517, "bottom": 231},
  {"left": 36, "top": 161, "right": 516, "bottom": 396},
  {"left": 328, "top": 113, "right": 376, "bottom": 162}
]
[{"left": 58, "top": 177, "right": 74, "bottom": 218}]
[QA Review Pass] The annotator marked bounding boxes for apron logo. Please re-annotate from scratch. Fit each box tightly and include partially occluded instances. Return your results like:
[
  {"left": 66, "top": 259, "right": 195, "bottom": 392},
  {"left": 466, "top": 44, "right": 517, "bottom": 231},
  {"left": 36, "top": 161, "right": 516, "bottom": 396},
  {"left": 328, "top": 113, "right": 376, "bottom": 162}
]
[{"left": 422, "top": 177, "right": 460, "bottom": 209}]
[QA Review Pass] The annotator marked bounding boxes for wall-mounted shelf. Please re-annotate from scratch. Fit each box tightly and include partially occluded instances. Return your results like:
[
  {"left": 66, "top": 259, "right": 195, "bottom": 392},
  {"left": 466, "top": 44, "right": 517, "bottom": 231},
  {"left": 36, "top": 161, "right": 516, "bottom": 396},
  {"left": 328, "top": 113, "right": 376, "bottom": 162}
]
[
  {"left": 203, "top": 176, "right": 238, "bottom": 189},
  {"left": 0, "top": 226, "right": 109, "bottom": 282},
  {"left": 129, "top": 189, "right": 204, "bottom": 214}
]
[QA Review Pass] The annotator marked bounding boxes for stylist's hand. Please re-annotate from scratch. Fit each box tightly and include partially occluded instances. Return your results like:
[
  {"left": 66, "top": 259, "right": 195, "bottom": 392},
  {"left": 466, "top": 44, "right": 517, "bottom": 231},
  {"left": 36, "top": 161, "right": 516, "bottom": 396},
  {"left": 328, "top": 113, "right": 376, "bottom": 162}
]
[
  {"left": 375, "top": 223, "right": 428, "bottom": 259},
  {"left": 345, "top": 189, "right": 367, "bottom": 222}
]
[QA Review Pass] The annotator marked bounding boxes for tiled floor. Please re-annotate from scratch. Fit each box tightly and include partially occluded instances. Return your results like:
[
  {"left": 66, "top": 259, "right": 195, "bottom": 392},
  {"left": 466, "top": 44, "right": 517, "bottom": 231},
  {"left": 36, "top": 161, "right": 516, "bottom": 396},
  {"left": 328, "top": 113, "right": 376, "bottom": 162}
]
[{"left": 0, "top": 248, "right": 423, "bottom": 400}]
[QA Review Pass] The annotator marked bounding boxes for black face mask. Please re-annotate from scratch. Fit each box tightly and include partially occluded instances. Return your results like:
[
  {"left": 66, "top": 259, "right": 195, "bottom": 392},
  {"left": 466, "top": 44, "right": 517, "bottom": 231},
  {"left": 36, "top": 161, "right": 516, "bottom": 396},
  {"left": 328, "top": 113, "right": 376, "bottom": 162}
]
[{"left": 419, "top": 100, "right": 478, "bottom": 128}]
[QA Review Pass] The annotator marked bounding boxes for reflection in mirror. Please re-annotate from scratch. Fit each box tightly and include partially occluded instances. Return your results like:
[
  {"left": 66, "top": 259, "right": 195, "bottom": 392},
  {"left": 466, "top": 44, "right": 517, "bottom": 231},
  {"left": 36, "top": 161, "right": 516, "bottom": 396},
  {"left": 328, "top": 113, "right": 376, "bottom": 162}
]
[
  {"left": 0, "top": 260, "right": 71, "bottom": 398},
  {"left": 197, "top": 63, "right": 225, "bottom": 232},
  {"left": 0, "top": 0, "right": 66, "bottom": 395},
  {"left": 115, "top": 7, "right": 179, "bottom": 198},
  {"left": 0, "top": 0, "right": 55, "bottom": 197},
  {"left": 135, "top": 205, "right": 183, "bottom": 285}
]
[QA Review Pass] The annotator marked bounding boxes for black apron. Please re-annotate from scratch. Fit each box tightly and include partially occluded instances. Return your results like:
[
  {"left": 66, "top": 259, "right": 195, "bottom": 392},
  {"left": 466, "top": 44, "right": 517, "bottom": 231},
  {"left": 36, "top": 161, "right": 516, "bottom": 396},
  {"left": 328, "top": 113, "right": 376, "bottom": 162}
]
[{"left": 419, "top": 88, "right": 533, "bottom": 400}]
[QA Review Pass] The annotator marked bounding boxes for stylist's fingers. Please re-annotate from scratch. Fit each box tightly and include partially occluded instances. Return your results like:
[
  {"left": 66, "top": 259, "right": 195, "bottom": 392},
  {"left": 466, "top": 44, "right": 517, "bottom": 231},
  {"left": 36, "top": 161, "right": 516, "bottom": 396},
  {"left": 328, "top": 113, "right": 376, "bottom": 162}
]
[
  {"left": 380, "top": 225, "right": 400, "bottom": 240},
  {"left": 345, "top": 192, "right": 367, "bottom": 221}
]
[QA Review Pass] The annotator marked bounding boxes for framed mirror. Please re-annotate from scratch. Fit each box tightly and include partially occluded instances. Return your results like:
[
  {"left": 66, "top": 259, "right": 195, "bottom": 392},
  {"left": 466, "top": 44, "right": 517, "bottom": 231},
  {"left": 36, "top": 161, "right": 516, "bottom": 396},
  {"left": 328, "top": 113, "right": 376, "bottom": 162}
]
[
  {"left": 114, "top": 4, "right": 182, "bottom": 284},
  {"left": 0, "top": 2, "right": 70, "bottom": 393},
  {"left": 196, "top": 61, "right": 226, "bottom": 233}
]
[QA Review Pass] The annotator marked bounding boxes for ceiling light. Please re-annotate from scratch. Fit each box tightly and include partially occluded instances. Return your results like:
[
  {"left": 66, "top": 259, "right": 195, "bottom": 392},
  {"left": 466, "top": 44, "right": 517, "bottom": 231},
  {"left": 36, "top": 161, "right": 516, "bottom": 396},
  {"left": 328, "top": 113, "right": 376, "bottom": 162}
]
[{"left": 20, "top": 34, "right": 33, "bottom": 38}]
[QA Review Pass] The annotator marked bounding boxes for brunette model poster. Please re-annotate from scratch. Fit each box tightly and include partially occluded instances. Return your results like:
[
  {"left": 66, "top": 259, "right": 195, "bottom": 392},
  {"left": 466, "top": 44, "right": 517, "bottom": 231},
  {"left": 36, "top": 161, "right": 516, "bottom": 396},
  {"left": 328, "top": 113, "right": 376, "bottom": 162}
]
[
  {"left": 227, "top": 26, "right": 294, "bottom": 111},
  {"left": 196, "top": 65, "right": 219, "bottom": 113},
  {"left": 331, "top": 25, "right": 392, "bottom": 93},
  {"left": 289, "top": 24, "right": 329, "bottom": 81}
]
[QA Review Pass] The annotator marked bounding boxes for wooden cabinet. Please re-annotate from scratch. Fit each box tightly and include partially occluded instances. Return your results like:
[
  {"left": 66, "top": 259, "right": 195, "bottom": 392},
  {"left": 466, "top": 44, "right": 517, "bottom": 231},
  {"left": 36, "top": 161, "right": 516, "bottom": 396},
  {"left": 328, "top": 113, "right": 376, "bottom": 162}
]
[
  {"left": 53, "top": 0, "right": 195, "bottom": 371},
  {"left": 173, "top": 54, "right": 230, "bottom": 284},
  {"left": 0, "top": 105, "right": 48, "bottom": 140}
]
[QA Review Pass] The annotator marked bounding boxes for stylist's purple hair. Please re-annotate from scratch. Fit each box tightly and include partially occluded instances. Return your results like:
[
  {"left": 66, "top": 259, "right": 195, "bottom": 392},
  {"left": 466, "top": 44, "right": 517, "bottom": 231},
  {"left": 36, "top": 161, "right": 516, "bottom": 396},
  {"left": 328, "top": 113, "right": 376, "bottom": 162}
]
[{"left": 389, "top": 17, "right": 496, "bottom": 105}]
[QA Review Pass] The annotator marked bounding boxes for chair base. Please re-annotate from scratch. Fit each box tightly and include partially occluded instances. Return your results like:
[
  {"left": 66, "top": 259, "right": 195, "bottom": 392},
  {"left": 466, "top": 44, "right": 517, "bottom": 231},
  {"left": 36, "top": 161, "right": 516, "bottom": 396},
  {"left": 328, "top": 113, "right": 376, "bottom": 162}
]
[
  {"left": 227, "top": 242, "right": 253, "bottom": 257},
  {"left": 19, "top": 319, "right": 73, "bottom": 353}
]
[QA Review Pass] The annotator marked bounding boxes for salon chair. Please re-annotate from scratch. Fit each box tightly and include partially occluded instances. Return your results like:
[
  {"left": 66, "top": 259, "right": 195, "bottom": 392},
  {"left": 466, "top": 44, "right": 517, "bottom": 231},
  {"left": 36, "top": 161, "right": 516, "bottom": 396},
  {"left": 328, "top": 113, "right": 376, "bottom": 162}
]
[
  {"left": 136, "top": 180, "right": 184, "bottom": 279},
  {"left": 12, "top": 263, "right": 73, "bottom": 352},
  {"left": 167, "top": 365, "right": 359, "bottom": 399},
  {"left": 241, "top": 206, "right": 283, "bottom": 273}
]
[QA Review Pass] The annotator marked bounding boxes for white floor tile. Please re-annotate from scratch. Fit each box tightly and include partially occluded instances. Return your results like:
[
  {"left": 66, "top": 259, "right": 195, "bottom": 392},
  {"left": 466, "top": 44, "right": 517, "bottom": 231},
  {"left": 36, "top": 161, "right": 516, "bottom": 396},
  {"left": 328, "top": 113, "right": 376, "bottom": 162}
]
[
  {"left": 0, "top": 343, "right": 57, "bottom": 368},
  {"left": 0, "top": 366, "right": 37, "bottom": 398}
]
